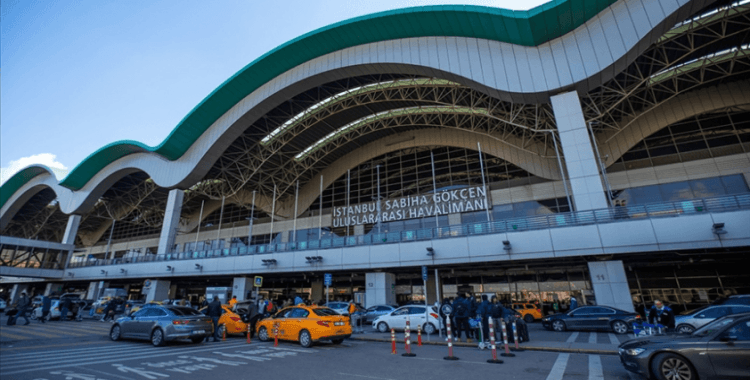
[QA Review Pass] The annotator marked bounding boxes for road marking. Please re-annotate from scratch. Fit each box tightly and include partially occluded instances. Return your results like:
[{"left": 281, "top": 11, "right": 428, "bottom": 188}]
[
  {"left": 608, "top": 333, "right": 619, "bottom": 345},
  {"left": 545, "top": 353, "right": 570, "bottom": 380},
  {"left": 566, "top": 332, "right": 579, "bottom": 343},
  {"left": 1, "top": 343, "right": 167, "bottom": 365},
  {"left": 589, "top": 332, "right": 597, "bottom": 344},
  {"left": 0, "top": 330, "right": 29, "bottom": 340},
  {"left": 3, "top": 327, "right": 77, "bottom": 339},
  {"left": 0, "top": 342, "right": 254, "bottom": 374},
  {"left": 74, "top": 365, "right": 136, "bottom": 380},
  {"left": 0, "top": 340, "right": 108, "bottom": 352},
  {"left": 589, "top": 355, "right": 604, "bottom": 380},
  {"left": 338, "top": 373, "right": 395, "bottom": 380}
]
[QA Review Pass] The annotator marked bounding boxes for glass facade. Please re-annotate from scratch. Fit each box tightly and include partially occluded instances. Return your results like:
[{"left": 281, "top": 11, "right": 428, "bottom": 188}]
[{"left": 611, "top": 174, "right": 748, "bottom": 206}]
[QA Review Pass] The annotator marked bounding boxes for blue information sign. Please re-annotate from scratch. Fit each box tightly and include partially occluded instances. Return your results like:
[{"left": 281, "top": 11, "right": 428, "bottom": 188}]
[
  {"left": 324, "top": 273, "right": 332, "bottom": 287},
  {"left": 422, "top": 266, "right": 428, "bottom": 281}
]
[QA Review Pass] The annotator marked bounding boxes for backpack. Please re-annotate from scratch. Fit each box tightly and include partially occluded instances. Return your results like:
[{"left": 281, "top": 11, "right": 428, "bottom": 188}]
[{"left": 455, "top": 302, "right": 468, "bottom": 317}]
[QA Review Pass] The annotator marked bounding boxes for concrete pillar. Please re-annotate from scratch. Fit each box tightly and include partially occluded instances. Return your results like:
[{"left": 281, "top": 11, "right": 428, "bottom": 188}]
[
  {"left": 365, "top": 272, "right": 396, "bottom": 309},
  {"left": 10, "top": 284, "right": 29, "bottom": 303},
  {"left": 158, "top": 189, "right": 184, "bottom": 254},
  {"left": 168, "top": 284, "right": 178, "bottom": 299},
  {"left": 311, "top": 281, "right": 324, "bottom": 302},
  {"left": 86, "top": 281, "right": 108, "bottom": 300},
  {"left": 62, "top": 215, "right": 81, "bottom": 268},
  {"left": 551, "top": 91, "right": 608, "bottom": 211},
  {"left": 45, "top": 283, "right": 63, "bottom": 296},
  {"left": 587, "top": 260, "right": 634, "bottom": 312},
  {"left": 142, "top": 280, "right": 171, "bottom": 303},
  {"left": 426, "top": 274, "right": 442, "bottom": 305},
  {"left": 232, "top": 277, "right": 253, "bottom": 302}
]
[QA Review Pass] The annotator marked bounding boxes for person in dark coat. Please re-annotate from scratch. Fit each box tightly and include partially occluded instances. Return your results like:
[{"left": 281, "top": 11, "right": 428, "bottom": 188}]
[
  {"left": 477, "top": 295, "right": 492, "bottom": 343},
  {"left": 59, "top": 297, "right": 73, "bottom": 322},
  {"left": 206, "top": 296, "right": 223, "bottom": 342},
  {"left": 40, "top": 295, "right": 51, "bottom": 323},
  {"left": 648, "top": 300, "right": 675, "bottom": 331},
  {"left": 467, "top": 293, "right": 477, "bottom": 339},
  {"left": 569, "top": 296, "right": 578, "bottom": 310},
  {"left": 453, "top": 294, "right": 471, "bottom": 342},
  {"left": 9, "top": 291, "right": 31, "bottom": 326}
]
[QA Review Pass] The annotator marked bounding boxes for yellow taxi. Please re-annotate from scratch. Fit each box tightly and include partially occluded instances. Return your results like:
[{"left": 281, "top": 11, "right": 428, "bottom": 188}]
[
  {"left": 199, "top": 304, "right": 249, "bottom": 336},
  {"left": 512, "top": 303, "right": 543, "bottom": 322},
  {"left": 256, "top": 304, "right": 351, "bottom": 347}
]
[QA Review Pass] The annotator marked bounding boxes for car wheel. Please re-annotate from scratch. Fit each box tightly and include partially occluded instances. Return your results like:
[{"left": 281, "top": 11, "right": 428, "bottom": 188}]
[
  {"left": 524, "top": 314, "right": 534, "bottom": 323},
  {"left": 552, "top": 320, "right": 566, "bottom": 332},
  {"left": 331, "top": 338, "right": 344, "bottom": 344},
  {"left": 110, "top": 325, "right": 121, "bottom": 341},
  {"left": 299, "top": 330, "right": 313, "bottom": 348},
  {"left": 191, "top": 337, "right": 204, "bottom": 344},
  {"left": 423, "top": 323, "right": 436, "bottom": 335},
  {"left": 651, "top": 353, "right": 696, "bottom": 380},
  {"left": 676, "top": 324, "right": 695, "bottom": 334},
  {"left": 377, "top": 322, "right": 389, "bottom": 333},
  {"left": 258, "top": 326, "right": 269, "bottom": 342},
  {"left": 151, "top": 328, "right": 165, "bottom": 347},
  {"left": 611, "top": 320, "right": 628, "bottom": 335}
]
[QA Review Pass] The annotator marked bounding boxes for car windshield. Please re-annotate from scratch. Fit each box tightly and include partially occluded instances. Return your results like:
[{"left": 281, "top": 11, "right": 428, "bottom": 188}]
[
  {"left": 681, "top": 305, "right": 709, "bottom": 316},
  {"left": 169, "top": 307, "right": 202, "bottom": 316},
  {"left": 692, "top": 316, "right": 736, "bottom": 337},
  {"left": 312, "top": 308, "right": 339, "bottom": 317}
]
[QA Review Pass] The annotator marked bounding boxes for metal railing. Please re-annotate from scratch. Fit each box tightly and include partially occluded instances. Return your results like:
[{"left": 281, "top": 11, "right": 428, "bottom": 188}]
[{"left": 67, "top": 194, "right": 750, "bottom": 268}]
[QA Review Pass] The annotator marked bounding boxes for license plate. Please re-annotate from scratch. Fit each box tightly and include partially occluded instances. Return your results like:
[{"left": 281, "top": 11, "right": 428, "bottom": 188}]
[
  {"left": 193, "top": 330, "right": 205, "bottom": 334},
  {"left": 334, "top": 321, "right": 344, "bottom": 326}
]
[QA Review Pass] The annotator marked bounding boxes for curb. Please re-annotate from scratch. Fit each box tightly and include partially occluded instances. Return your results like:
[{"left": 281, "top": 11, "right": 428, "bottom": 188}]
[{"left": 349, "top": 336, "right": 618, "bottom": 356}]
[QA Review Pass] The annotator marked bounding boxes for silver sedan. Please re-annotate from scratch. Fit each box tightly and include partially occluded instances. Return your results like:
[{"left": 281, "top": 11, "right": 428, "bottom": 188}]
[{"left": 110, "top": 305, "right": 214, "bottom": 346}]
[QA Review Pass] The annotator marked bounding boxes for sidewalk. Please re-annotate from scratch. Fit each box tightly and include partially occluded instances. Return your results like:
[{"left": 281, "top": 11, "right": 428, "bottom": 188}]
[{"left": 348, "top": 328, "right": 621, "bottom": 355}]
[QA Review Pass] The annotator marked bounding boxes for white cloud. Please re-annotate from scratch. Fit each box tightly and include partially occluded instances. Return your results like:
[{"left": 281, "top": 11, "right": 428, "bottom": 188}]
[{"left": 0, "top": 153, "right": 69, "bottom": 186}]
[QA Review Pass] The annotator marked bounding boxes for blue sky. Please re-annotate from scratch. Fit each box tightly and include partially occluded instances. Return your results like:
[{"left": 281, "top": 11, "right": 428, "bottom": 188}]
[{"left": 1, "top": 0, "right": 546, "bottom": 185}]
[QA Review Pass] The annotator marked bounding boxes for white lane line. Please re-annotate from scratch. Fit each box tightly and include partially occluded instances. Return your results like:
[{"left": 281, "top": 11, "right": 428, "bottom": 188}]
[
  {"left": 608, "top": 333, "right": 619, "bottom": 345},
  {"left": 566, "top": 332, "right": 579, "bottom": 343},
  {"left": 74, "top": 365, "right": 136, "bottom": 380},
  {"left": 0, "top": 342, "right": 254, "bottom": 373},
  {"left": 589, "top": 355, "right": 604, "bottom": 380},
  {"left": 545, "top": 353, "right": 570, "bottom": 380},
  {"left": 337, "top": 373, "right": 395, "bottom": 380},
  {"left": 411, "top": 357, "right": 493, "bottom": 365},
  {"left": 589, "top": 332, "right": 598, "bottom": 344},
  {"left": 1, "top": 342, "right": 161, "bottom": 363}
]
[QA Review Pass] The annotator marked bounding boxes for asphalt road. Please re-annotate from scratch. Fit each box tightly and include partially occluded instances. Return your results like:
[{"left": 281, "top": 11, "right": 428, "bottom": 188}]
[{"left": 1, "top": 316, "right": 638, "bottom": 380}]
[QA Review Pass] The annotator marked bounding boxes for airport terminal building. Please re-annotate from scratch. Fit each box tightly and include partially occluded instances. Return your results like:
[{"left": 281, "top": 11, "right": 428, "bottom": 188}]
[{"left": 1, "top": 0, "right": 749, "bottom": 312}]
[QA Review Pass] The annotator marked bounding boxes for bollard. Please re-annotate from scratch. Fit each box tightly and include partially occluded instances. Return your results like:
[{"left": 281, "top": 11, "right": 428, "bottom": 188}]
[
  {"left": 402, "top": 318, "right": 416, "bottom": 357},
  {"left": 417, "top": 324, "right": 423, "bottom": 346},
  {"left": 391, "top": 328, "right": 397, "bottom": 354},
  {"left": 247, "top": 324, "right": 251, "bottom": 344},
  {"left": 273, "top": 324, "right": 279, "bottom": 347},
  {"left": 443, "top": 318, "right": 459, "bottom": 360},
  {"left": 510, "top": 321, "right": 524, "bottom": 352},
  {"left": 486, "top": 317, "right": 503, "bottom": 364},
  {"left": 222, "top": 326, "right": 226, "bottom": 341},
  {"left": 500, "top": 319, "right": 515, "bottom": 357}
]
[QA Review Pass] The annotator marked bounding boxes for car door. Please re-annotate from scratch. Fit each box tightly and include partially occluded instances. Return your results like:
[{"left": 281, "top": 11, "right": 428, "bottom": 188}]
[
  {"left": 120, "top": 308, "right": 148, "bottom": 337},
  {"left": 272, "top": 308, "right": 293, "bottom": 339},
  {"left": 707, "top": 318, "right": 750, "bottom": 378},
  {"left": 137, "top": 308, "right": 166, "bottom": 338},
  {"left": 694, "top": 306, "right": 731, "bottom": 329},
  {"left": 408, "top": 306, "right": 427, "bottom": 330},
  {"left": 389, "top": 307, "right": 409, "bottom": 330},
  {"left": 285, "top": 308, "right": 308, "bottom": 340},
  {"left": 591, "top": 307, "right": 616, "bottom": 329},
  {"left": 567, "top": 308, "right": 595, "bottom": 329}
]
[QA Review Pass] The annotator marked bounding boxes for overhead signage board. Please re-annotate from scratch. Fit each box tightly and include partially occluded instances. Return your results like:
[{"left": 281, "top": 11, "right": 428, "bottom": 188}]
[{"left": 332, "top": 185, "right": 490, "bottom": 227}]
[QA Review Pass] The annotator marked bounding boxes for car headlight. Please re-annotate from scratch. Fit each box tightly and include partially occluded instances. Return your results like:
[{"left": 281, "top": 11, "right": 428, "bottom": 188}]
[{"left": 622, "top": 348, "right": 646, "bottom": 356}]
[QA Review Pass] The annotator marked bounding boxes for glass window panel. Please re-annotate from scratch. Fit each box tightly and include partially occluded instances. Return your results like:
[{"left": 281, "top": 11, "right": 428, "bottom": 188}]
[
  {"left": 629, "top": 185, "right": 663, "bottom": 204},
  {"left": 659, "top": 181, "right": 693, "bottom": 201},
  {"left": 689, "top": 178, "right": 725, "bottom": 198},
  {"left": 647, "top": 145, "right": 678, "bottom": 158},
  {"left": 721, "top": 175, "right": 749, "bottom": 194},
  {"left": 706, "top": 135, "right": 740, "bottom": 148}
]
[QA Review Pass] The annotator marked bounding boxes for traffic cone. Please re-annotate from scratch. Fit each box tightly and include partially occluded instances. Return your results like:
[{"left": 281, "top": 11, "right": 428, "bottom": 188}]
[
  {"left": 391, "top": 328, "right": 397, "bottom": 354},
  {"left": 417, "top": 324, "right": 423, "bottom": 346},
  {"left": 274, "top": 325, "right": 279, "bottom": 347},
  {"left": 222, "top": 326, "right": 226, "bottom": 341},
  {"left": 500, "top": 319, "right": 515, "bottom": 357},
  {"left": 402, "top": 318, "right": 416, "bottom": 357},
  {"left": 443, "top": 318, "right": 459, "bottom": 360},
  {"left": 247, "top": 324, "right": 251, "bottom": 344},
  {"left": 487, "top": 317, "right": 503, "bottom": 364}
]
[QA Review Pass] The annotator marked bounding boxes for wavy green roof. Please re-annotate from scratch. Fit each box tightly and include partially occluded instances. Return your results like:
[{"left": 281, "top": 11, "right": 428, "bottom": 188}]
[{"left": 1, "top": 0, "right": 618, "bottom": 210}]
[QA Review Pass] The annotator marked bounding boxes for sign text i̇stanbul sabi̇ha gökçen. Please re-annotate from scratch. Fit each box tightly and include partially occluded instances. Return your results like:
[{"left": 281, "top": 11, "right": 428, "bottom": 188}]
[{"left": 331, "top": 185, "right": 491, "bottom": 227}]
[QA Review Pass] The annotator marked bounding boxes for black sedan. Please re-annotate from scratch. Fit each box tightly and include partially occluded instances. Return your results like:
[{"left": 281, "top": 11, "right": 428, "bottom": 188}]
[
  {"left": 542, "top": 305, "right": 639, "bottom": 334},
  {"left": 619, "top": 312, "right": 750, "bottom": 380}
]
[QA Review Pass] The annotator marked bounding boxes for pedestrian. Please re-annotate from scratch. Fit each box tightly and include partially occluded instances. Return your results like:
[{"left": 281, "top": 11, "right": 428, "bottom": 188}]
[
  {"left": 244, "top": 299, "right": 261, "bottom": 338},
  {"left": 60, "top": 296, "right": 73, "bottom": 322},
  {"left": 40, "top": 294, "right": 51, "bottom": 323},
  {"left": 467, "top": 293, "right": 477, "bottom": 339},
  {"left": 489, "top": 296, "right": 507, "bottom": 341},
  {"left": 453, "top": 294, "right": 471, "bottom": 342},
  {"left": 570, "top": 296, "right": 578, "bottom": 310},
  {"left": 553, "top": 300, "right": 560, "bottom": 313},
  {"left": 294, "top": 293, "right": 304, "bottom": 306},
  {"left": 477, "top": 294, "right": 491, "bottom": 343},
  {"left": 347, "top": 301, "right": 360, "bottom": 332},
  {"left": 8, "top": 291, "right": 31, "bottom": 326},
  {"left": 648, "top": 300, "right": 675, "bottom": 332},
  {"left": 229, "top": 296, "right": 238, "bottom": 308},
  {"left": 206, "top": 296, "right": 223, "bottom": 342}
]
